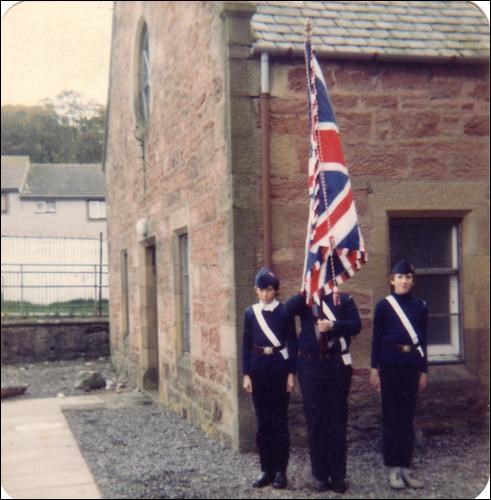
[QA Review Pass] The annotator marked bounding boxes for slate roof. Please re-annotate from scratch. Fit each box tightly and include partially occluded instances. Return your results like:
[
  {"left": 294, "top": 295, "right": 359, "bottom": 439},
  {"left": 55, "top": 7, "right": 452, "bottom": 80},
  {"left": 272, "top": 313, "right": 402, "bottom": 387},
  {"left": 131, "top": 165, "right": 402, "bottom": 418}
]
[
  {"left": 252, "top": 1, "right": 490, "bottom": 61},
  {"left": 21, "top": 164, "right": 106, "bottom": 199},
  {"left": 1, "top": 156, "right": 30, "bottom": 191}
]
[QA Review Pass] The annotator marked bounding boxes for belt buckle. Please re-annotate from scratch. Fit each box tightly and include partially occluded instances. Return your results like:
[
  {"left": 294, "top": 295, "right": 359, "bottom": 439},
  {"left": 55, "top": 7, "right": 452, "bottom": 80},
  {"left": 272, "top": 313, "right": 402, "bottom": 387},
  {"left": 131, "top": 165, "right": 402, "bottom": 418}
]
[
  {"left": 401, "top": 345, "right": 411, "bottom": 353},
  {"left": 263, "top": 346, "right": 273, "bottom": 355}
]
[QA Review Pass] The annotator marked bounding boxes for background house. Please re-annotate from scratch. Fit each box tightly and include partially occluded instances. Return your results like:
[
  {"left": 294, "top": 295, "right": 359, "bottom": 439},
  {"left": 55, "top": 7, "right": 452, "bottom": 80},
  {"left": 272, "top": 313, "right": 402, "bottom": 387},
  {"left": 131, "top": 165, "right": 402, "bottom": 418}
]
[
  {"left": 1, "top": 156, "right": 108, "bottom": 313},
  {"left": 104, "top": 1, "right": 489, "bottom": 451},
  {"left": 1, "top": 156, "right": 30, "bottom": 220},
  {"left": 1, "top": 156, "right": 107, "bottom": 238}
]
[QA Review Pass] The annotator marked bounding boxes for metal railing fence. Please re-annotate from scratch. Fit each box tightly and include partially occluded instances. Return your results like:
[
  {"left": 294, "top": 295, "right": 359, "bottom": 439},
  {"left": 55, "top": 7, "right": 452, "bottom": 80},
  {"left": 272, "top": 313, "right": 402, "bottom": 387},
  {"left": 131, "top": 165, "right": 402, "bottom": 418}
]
[{"left": 1, "top": 234, "right": 108, "bottom": 317}]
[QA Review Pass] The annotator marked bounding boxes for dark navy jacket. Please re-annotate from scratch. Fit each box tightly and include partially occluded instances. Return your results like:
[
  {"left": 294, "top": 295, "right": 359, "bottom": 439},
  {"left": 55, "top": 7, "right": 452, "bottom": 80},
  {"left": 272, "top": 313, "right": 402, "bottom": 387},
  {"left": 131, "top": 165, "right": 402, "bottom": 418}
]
[
  {"left": 242, "top": 302, "right": 298, "bottom": 375},
  {"left": 371, "top": 292, "right": 428, "bottom": 373},
  {"left": 285, "top": 293, "right": 361, "bottom": 354}
]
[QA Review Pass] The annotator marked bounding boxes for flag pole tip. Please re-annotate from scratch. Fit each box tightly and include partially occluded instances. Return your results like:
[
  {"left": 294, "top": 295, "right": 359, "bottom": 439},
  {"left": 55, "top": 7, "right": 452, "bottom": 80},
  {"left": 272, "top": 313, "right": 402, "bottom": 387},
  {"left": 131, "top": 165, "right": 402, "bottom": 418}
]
[{"left": 305, "top": 18, "right": 313, "bottom": 35}]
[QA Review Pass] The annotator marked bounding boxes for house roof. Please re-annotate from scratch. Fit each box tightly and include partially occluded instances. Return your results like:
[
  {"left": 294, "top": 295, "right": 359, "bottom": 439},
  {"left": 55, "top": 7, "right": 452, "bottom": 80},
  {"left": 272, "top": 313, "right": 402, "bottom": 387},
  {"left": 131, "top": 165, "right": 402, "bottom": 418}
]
[
  {"left": 252, "top": 1, "right": 490, "bottom": 61},
  {"left": 1, "top": 156, "right": 30, "bottom": 192},
  {"left": 21, "top": 164, "right": 106, "bottom": 199}
]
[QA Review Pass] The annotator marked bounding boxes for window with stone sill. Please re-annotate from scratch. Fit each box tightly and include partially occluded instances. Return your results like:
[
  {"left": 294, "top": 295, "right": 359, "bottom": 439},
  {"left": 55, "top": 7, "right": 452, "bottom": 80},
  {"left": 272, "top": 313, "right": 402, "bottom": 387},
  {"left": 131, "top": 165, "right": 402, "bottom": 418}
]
[{"left": 389, "top": 217, "right": 462, "bottom": 363}]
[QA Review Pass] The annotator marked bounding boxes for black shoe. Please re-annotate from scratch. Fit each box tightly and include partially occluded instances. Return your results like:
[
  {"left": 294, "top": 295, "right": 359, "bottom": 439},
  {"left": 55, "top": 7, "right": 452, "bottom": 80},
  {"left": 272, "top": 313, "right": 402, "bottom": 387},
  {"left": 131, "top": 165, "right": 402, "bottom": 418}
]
[
  {"left": 331, "top": 479, "right": 347, "bottom": 494},
  {"left": 311, "top": 477, "right": 330, "bottom": 491},
  {"left": 252, "top": 471, "right": 273, "bottom": 488},
  {"left": 272, "top": 471, "right": 287, "bottom": 489}
]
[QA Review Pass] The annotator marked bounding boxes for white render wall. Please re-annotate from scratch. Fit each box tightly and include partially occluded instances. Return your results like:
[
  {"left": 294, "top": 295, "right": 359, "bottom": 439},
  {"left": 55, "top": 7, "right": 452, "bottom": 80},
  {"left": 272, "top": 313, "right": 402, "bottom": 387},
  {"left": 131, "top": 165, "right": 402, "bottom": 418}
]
[{"left": 1, "top": 193, "right": 106, "bottom": 238}]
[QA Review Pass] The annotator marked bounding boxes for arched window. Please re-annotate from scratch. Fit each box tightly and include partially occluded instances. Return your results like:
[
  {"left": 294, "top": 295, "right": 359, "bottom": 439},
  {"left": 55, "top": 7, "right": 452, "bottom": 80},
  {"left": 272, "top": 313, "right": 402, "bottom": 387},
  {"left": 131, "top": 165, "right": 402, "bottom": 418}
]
[{"left": 135, "top": 22, "right": 150, "bottom": 133}]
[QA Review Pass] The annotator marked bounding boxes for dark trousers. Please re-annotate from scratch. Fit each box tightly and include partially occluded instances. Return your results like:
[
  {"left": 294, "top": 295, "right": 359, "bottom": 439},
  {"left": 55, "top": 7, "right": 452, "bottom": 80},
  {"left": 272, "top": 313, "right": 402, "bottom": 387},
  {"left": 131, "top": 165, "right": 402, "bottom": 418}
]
[
  {"left": 297, "top": 357, "right": 352, "bottom": 482},
  {"left": 250, "top": 370, "right": 290, "bottom": 474},
  {"left": 380, "top": 365, "right": 420, "bottom": 467}
]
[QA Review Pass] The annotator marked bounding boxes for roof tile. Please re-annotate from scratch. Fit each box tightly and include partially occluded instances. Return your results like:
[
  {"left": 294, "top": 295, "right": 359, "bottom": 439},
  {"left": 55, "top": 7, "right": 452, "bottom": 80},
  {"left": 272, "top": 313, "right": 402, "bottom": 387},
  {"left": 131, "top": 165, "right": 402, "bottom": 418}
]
[
  {"left": 21, "top": 164, "right": 105, "bottom": 199},
  {"left": 1, "top": 156, "right": 30, "bottom": 191},
  {"left": 252, "top": 1, "right": 490, "bottom": 60}
]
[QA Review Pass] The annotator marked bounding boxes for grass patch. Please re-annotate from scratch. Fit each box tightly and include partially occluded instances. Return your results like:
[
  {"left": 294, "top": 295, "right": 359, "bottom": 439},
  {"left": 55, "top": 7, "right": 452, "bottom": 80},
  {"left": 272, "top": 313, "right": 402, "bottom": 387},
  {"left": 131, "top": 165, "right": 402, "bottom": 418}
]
[{"left": 1, "top": 299, "right": 108, "bottom": 317}]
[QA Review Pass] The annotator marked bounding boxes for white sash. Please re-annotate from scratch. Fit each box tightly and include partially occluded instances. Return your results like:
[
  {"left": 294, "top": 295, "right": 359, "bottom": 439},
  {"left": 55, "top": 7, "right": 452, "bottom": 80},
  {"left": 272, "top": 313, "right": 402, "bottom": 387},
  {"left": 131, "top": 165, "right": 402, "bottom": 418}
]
[
  {"left": 252, "top": 303, "right": 289, "bottom": 360},
  {"left": 321, "top": 302, "right": 336, "bottom": 321},
  {"left": 385, "top": 295, "right": 425, "bottom": 358},
  {"left": 321, "top": 302, "right": 352, "bottom": 366}
]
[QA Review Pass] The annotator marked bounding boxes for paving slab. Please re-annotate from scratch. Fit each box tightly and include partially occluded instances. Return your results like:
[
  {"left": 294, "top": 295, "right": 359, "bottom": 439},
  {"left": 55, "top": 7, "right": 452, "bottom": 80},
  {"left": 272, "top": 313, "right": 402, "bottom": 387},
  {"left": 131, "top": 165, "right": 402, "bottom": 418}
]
[{"left": 1, "top": 397, "right": 102, "bottom": 499}]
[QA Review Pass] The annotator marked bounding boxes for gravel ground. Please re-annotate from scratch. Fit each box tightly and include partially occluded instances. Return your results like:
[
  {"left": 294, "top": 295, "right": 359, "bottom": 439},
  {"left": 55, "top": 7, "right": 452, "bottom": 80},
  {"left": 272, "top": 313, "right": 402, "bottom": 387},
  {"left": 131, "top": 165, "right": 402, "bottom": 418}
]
[
  {"left": 2, "top": 360, "right": 489, "bottom": 499},
  {"left": 1, "top": 358, "right": 114, "bottom": 399}
]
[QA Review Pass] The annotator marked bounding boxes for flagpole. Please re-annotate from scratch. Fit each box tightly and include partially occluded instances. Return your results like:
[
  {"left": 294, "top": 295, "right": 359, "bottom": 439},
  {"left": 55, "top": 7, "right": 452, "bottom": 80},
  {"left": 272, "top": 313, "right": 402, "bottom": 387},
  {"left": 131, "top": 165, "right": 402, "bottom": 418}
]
[
  {"left": 305, "top": 18, "right": 312, "bottom": 39},
  {"left": 301, "top": 21, "right": 367, "bottom": 307},
  {"left": 303, "top": 19, "right": 340, "bottom": 305},
  {"left": 301, "top": 19, "right": 314, "bottom": 302}
]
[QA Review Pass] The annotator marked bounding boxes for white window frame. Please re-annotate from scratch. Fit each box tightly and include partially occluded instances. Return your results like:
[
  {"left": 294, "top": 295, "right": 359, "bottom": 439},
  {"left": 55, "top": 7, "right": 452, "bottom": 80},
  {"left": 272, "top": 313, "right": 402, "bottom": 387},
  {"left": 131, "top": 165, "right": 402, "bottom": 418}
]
[
  {"left": 425, "top": 226, "right": 461, "bottom": 362},
  {"left": 390, "top": 218, "right": 462, "bottom": 363},
  {"left": 87, "top": 200, "right": 107, "bottom": 220},
  {"left": 35, "top": 200, "right": 56, "bottom": 213}
]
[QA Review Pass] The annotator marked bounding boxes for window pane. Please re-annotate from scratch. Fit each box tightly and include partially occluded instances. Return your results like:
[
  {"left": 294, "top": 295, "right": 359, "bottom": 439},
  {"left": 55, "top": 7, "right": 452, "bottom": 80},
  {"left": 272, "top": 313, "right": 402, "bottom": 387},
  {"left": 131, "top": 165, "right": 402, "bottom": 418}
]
[
  {"left": 35, "top": 201, "right": 45, "bottom": 213},
  {"left": 139, "top": 25, "right": 150, "bottom": 125},
  {"left": 390, "top": 220, "right": 454, "bottom": 268},
  {"left": 413, "top": 275, "right": 449, "bottom": 315},
  {"left": 121, "top": 250, "right": 130, "bottom": 338},
  {"left": 89, "top": 201, "right": 106, "bottom": 219},
  {"left": 413, "top": 275, "right": 452, "bottom": 345},
  {"left": 427, "top": 315, "right": 451, "bottom": 345},
  {"left": 179, "top": 233, "right": 190, "bottom": 353}
]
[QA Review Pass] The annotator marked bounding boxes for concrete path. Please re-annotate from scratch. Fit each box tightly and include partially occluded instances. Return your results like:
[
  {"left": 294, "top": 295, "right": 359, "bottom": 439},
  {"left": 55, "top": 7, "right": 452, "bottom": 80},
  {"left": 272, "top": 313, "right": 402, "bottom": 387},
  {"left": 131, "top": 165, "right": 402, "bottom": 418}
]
[{"left": 1, "top": 396, "right": 104, "bottom": 499}]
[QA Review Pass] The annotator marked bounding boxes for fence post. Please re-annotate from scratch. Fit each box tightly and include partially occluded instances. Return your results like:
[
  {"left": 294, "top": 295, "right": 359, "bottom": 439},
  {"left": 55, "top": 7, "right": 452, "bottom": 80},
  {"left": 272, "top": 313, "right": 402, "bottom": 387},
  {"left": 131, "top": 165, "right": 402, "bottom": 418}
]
[
  {"left": 20, "top": 264, "right": 25, "bottom": 317},
  {"left": 94, "top": 264, "right": 98, "bottom": 316},
  {"left": 98, "top": 232, "right": 103, "bottom": 317}
]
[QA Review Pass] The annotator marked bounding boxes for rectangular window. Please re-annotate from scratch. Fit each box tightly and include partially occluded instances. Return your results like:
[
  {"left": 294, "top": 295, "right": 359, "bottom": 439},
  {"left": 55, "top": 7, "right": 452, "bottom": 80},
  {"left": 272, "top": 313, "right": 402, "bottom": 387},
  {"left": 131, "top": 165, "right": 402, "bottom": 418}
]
[
  {"left": 179, "top": 233, "right": 190, "bottom": 353},
  {"left": 389, "top": 218, "right": 462, "bottom": 362},
  {"left": 1, "top": 193, "right": 8, "bottom": 213},
  {"left": 35, "top": 200, "right": 56, "bottom": 213},
  {"left": 121, "top": 249, "right": 130, "bottom": 338},
  {"left": 88, "top": 200, "right": 107, "bottom": 220}
]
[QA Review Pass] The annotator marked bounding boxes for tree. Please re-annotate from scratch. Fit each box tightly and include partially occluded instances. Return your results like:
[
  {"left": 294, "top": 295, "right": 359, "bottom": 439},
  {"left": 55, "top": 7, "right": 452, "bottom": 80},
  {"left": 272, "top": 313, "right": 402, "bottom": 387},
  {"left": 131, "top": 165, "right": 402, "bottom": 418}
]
[
  {"left": 1, "top": 91, "right": 106, "bottom": 163},
  {"left": 1, "top": 104, "right": 66, "bottom": 162}
]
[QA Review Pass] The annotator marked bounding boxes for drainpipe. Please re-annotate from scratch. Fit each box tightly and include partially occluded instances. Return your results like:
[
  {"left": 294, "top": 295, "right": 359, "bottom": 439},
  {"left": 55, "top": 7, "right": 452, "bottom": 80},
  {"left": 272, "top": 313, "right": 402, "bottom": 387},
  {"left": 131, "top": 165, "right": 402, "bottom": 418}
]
[{"left": 260, "top": 52, "right": 273, "bottom": 269}]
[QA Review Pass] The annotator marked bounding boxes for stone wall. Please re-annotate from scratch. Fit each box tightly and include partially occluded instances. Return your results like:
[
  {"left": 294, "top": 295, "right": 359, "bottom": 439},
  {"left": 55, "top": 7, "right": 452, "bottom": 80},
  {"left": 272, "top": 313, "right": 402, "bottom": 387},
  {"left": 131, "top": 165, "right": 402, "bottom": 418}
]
[
  {"left": 105, "top": 2, "right": 242, "bottom": 448},
  {"left": 1, "top": 319, "right": 109, "bottom": 363},
  {"left": 105, "top": 1, "right": 489, "bottom": 453},
  {"left": 265, "top": 57, "right": 489, "bottom": 382}
]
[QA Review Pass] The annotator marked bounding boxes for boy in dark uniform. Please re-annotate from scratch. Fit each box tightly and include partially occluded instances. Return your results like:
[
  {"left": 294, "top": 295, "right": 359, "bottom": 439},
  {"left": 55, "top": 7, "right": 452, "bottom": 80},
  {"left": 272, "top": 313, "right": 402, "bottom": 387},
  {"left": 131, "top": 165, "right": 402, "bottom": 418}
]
[
  {"left": 285, "top": 290, "right": 361, "bottom": 494},
  {"left": 242, "top": 268, "right": 297, "bottom": 489},
  {"left": 370, "top": 259, "right": 428, "bottom": 489}
]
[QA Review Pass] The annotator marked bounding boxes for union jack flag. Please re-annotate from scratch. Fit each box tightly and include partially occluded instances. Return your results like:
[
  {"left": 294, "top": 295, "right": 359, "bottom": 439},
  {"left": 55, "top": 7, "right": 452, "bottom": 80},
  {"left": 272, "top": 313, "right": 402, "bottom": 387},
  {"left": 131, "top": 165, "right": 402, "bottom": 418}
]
[{"left": 301, "top": 33, "right": 367, "bottom": 306}]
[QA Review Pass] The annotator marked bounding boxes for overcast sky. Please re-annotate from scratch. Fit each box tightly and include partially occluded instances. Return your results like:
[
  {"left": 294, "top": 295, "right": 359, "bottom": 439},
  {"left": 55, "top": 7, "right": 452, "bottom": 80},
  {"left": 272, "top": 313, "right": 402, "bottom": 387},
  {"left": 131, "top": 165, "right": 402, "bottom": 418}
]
[
  {"left": 1, "top": 1, "right": 489, "bottom": 108},
  {"left": 1, "top": 1, "right": 113, "bottom": 106}
]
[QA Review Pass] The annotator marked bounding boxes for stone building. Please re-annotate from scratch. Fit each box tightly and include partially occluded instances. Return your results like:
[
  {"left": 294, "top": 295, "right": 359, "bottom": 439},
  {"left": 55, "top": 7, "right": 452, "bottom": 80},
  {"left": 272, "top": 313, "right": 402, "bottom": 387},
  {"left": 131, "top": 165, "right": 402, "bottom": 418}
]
[{"left": 104, "top": 1, "right": 489, "bottom": 451}]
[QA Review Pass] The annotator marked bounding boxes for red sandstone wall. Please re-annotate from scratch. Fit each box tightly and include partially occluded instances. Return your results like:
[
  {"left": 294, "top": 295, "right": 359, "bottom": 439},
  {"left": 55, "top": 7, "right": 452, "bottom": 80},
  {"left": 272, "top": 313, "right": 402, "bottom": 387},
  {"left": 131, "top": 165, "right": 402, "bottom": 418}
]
[{"left": 105, "top": 2, "right": 236, "bottom": 445}]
